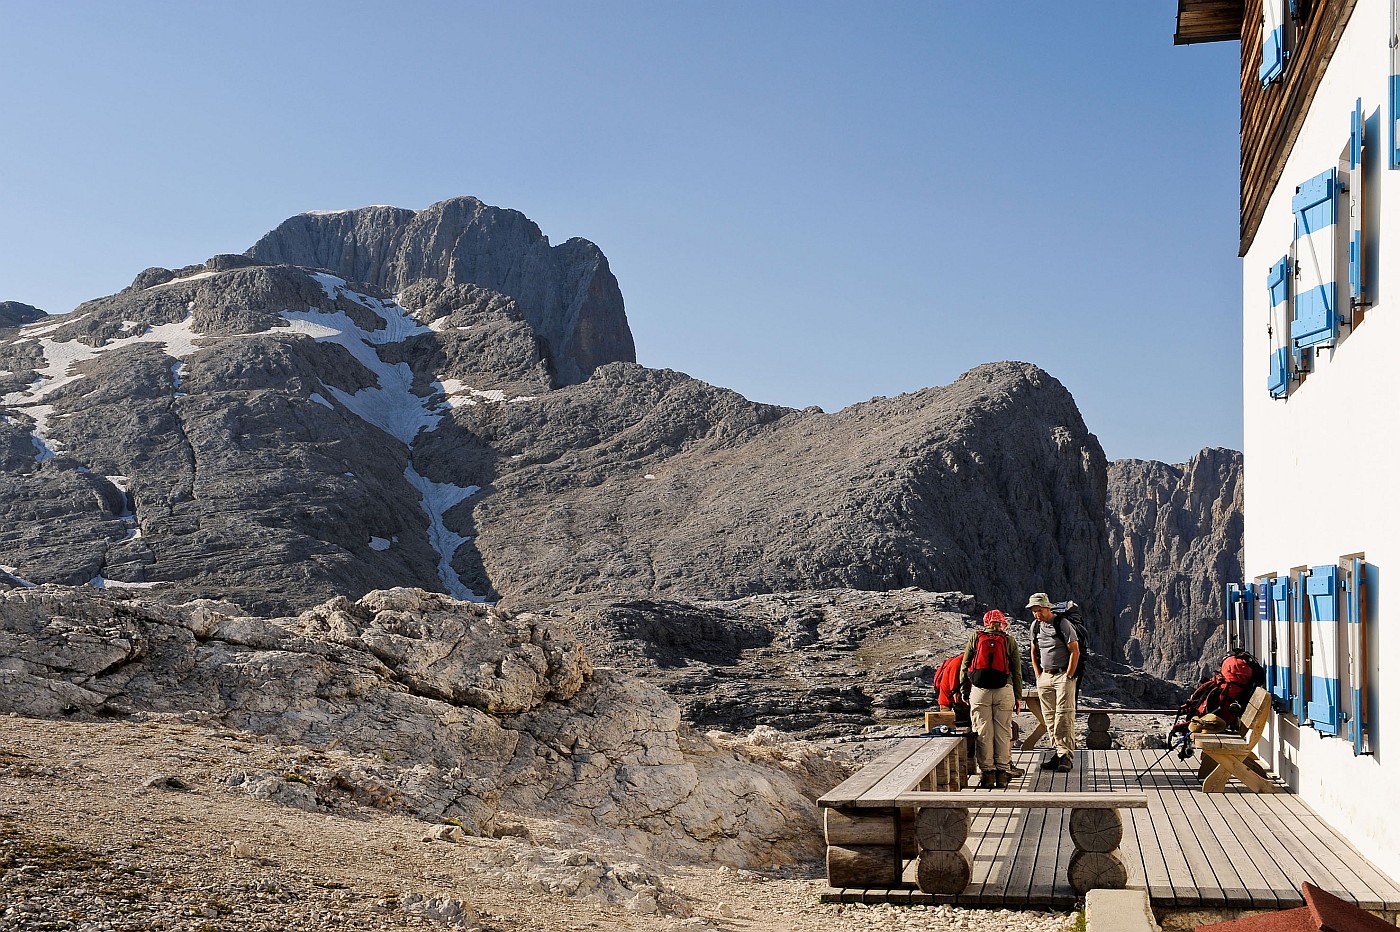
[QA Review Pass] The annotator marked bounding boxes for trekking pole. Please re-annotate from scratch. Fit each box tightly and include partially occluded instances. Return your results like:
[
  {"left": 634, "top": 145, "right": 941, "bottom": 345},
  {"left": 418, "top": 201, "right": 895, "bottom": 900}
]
[
  {"left": 1132, "top": 732, "right": 1191, "bottom": 783},
  {"left": 1132, "top": 744, "right": 1177, "bottom": 783}
]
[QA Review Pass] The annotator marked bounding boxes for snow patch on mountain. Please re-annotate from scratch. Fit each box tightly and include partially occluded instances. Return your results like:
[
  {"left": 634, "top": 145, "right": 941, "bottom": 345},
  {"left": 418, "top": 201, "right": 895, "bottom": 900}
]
[
  {"left": 405, "top": 465, "right": 483, "bottom": 602},
  {"left": 3, "top": 315, "right": 203, "bottom": 460}
]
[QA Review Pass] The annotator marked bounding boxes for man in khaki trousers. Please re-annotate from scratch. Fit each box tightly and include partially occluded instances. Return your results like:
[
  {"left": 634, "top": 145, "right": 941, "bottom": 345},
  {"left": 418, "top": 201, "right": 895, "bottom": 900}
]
[{"left": 1027, "top": 593, "right": 1080, "bottom": 772}]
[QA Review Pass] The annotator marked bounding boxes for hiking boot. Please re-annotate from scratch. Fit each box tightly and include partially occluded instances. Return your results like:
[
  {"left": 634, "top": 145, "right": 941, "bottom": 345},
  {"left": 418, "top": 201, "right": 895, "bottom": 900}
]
[
  {"left": 1055, "top": 755, "right": 1074, "bottom": 772},
  {"left": 1040, "top": 754, "right": 1062, "bottom": 771},
  {"left": 979, "top": 770, "right": 1001, "bottom": 789},
  {"left": 1003, "top": 764, "right": 1026, "bottom": 778},
  {"left": 994, "top": 770, "right": 1011, "bottom": 789}
]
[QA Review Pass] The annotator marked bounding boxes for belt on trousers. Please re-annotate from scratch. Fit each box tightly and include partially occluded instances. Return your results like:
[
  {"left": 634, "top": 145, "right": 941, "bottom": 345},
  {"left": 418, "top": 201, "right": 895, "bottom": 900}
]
[{"left": 1043, "top": 667, "right": 1065, "bottom": 675}]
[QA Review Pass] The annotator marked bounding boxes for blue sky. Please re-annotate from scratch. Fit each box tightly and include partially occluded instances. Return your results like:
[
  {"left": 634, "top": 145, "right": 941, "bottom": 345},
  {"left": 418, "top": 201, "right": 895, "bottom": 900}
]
[{"left": 0, "top": 1, "right": 1240, "bottom": 463}]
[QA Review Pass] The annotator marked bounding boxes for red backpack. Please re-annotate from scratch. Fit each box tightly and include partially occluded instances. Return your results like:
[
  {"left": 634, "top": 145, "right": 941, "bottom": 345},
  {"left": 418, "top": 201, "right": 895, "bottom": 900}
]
[
  {"left": 967, "top": 631, "right": 1011, "bottom": 689},
  {"left": 935, "top": 654, "right": 968, "bottom": 708},
  {"left": 1191, "top": 650, "right": 1266, "bottom": 727}
]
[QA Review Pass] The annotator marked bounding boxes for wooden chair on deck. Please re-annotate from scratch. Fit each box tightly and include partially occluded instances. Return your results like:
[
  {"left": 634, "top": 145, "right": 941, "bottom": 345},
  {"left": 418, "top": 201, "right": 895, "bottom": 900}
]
[{"left": 1192, "top": 687, "right": 1275, "bottom": 793}]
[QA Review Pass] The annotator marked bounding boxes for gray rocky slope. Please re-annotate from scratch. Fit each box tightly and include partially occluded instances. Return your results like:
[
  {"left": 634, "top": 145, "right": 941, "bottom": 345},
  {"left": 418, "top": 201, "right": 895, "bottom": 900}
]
[
  {"left": 0, "top": 220, "right": 1113, "bottom": 636},
  {"left": 1107, "top": 449, "right": 1244, "bottom": 684},
  {"left": 0, "top": 585, "right": 841, "bottom": 870},
  {"left": 0, "top": 195, "right": 1231, "bottom": 728}
]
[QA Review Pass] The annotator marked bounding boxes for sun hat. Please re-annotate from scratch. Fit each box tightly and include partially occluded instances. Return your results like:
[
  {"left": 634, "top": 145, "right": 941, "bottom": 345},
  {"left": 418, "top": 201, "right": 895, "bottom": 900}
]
[{"left": 1025, "top": 593, "right": 1053, "bottom": 609}]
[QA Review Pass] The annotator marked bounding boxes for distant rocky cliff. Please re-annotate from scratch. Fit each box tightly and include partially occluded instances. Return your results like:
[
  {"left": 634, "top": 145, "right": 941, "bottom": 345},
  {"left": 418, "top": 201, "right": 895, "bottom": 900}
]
[
  {"left": 1107, "top": 448, "right": 1243, "bottom": 683},
  {"left": 247, "top": 198, "right": 635, "bottom": 387},
  {"left": 0, "top": 194, "right": 1240, "bottom": 716},
  {"left": 0, "top": 194, "right": 1116, "bottom": 637},
  {"left": 472, "top": 360, "right": 1114, "bottom": 638}
]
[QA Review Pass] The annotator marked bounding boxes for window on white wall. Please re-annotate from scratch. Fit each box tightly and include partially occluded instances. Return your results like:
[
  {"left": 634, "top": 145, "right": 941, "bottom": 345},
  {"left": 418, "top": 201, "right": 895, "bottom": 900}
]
[
  {"left": 1339, "top": 554, "right": 1373, "bottom": 755},
  {"left": 1348, "top": 100, "right": 1366, "bottom": 308},
  {"left": 1291, "top": 168, "right": 1343, "bottom": 352}
]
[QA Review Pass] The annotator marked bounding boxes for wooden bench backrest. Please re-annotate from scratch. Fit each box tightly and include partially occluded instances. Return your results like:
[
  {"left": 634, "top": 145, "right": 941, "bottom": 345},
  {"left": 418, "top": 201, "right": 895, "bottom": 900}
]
[{"left": 1238, "top": 687, "right": 1271, "bottom": 745}]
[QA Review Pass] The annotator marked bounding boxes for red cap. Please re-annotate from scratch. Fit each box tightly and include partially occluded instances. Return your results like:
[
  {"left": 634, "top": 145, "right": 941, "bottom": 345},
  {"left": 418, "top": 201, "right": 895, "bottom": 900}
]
[{"left": 983, "top": 609, "right": 1007, "bottom": 628}]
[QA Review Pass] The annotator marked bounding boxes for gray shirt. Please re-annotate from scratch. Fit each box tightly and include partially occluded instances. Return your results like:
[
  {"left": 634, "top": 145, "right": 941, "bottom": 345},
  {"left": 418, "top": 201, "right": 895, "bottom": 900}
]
[{"left": 1033, "top": 617, "right": 1079, "bottom": 672}]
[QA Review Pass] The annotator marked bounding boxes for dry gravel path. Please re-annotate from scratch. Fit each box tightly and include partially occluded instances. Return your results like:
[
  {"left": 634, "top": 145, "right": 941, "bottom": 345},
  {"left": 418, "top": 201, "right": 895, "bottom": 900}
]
[{"left": 0, "top": 714, "right": 1080, "bottom": 932}]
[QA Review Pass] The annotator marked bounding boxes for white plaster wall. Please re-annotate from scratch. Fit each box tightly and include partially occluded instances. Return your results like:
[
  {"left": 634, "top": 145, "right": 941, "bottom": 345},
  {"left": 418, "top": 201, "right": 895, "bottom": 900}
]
[{"left": 1241, "top": 0, "right": 1400, "bottom": 883}]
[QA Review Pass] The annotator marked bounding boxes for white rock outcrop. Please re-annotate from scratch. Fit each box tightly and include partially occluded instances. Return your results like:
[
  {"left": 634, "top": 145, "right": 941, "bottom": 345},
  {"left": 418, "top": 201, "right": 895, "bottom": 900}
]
[{"left": 0, "top": 585, "right": 838, "bottom": 868}]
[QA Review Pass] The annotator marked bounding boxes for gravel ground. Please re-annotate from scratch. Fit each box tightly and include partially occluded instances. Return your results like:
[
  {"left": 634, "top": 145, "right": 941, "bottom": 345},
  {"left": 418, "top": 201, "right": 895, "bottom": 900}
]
[{"left": 0, "top": 714, "right": 1084, "bottom": 932}]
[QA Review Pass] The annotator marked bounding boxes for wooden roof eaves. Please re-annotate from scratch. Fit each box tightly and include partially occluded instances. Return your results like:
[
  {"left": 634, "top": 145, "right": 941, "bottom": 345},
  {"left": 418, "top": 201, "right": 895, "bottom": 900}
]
[
  {"left": 1174, "top": 0, "right": 1246, "bottom": 45},
  {"left": 1239, "top": 0, "right": 1360, "bottom": 256}
]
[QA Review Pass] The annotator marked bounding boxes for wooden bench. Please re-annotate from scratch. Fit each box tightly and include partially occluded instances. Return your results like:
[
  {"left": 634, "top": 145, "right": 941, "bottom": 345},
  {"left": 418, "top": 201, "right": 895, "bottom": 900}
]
[
  {"left": 818, "top": 737, "right": 969, "bottom": 888},
  {"left": 817, "top": 737, "right": 1146, "bottom": 896},
  {"left": 1192, "top": 687, "right": 1275, "bottom": 793},
  {"left": 897, "top": 791, "right": 1149, "bottom": 895}
]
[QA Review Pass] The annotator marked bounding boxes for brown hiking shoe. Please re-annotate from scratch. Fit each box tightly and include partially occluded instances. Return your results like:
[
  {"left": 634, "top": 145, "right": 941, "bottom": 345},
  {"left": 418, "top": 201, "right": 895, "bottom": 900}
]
[{"left": 1055, "top": 756, "right": 1074, "bottom": 772}]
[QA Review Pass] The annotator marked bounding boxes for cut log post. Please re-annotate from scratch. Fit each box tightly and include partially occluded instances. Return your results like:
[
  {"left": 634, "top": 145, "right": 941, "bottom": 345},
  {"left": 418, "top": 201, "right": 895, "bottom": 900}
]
[
  {"left": 1066, "top": 849, "right": 1128, "bottom": 894},
  {"left": 914, "top": 807, "right": 970, "bottom": 850},
  {"left": 1068, "top": 807, "right": 1124, "bottom": 853},
  {"left": 1085, "top": 712, "right": 1113, "bottom": 750},
  {"left": 916, "top": 845, "right": 973, "bottom": 894},
  {"left": 1085, "top": 731, "right": 1113, "bottom": 750},
  {"left": 824, "top": 807, "right": 896, "bottom": 846},
  {"left": 899, "top": 808, "right": 918, "bottom": 858},
  {"left": 827, "top": 844, "right": 902, "bottom": 888}
]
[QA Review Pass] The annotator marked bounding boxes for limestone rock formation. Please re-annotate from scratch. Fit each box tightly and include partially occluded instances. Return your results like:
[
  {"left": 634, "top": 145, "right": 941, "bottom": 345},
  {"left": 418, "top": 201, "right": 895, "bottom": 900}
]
[
  {"left": 0, "top": 242, "right": 1114, "bottom": 636},
  {"left": 0, "top": 302, "right": 46, "bottom": 329},
  {"left": 1107, "top": 448, "right": 1243, "bottom": 683},
  {"left": 246, "top": 198, "right": 635, "bottom": 387},
  {"left": 0, "top": 585, "right": 840, "bottom": 868},
  {"left": 467, "top": 360, "right": 1114, "bottom": 639},
  {"left": 0, "top": 261, "right": 551, "bottom": 612},
  {"left": 545, "top": 587, "right": 1182, "bottom": 738}
]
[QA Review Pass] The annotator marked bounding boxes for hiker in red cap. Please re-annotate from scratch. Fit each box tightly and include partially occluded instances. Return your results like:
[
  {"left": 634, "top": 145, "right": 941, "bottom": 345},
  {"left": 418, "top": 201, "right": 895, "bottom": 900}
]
[{"left": 960, "top": 609, "right": 1024, "bottom": 788}]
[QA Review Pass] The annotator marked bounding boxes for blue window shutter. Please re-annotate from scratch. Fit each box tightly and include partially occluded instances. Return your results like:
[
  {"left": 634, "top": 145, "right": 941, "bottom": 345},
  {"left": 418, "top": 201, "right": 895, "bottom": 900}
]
[
  {"left": 1260, "top": 0, "right": 1287, "bottom": 87},
  {"left": 1292, "top": 169, "right": 1340, "bottom": 350},
  {"left": 1392, "top": 1, "right": 1400, "bottom": 169},
  {"left": 1306, "top": 566, "right": 1341, "bottom": 735},
  {"left": 1349, "top": 99, "right": 1365, "bottom": 305},
  {"left": 1392, "top": 73, "right": 1400, "bottom": 170},
  {"left": 1270, "top": 578, "right": 1292, "bottom": 701},
  {"left": 1292, "top": 574, "right": 1308, "bottom": 720},
  {"left": 1347, "top": 557, "right": 1370, "bottom": 755},
  {"left": 1268, "top": 256, "right": 1289, "bottom": 308},
  {"left": 1268, "top": 349, "right": 1290, "bottom": 399},
  {"left": 1267, "top": 257, "right": 1291, "bottom": 398}
]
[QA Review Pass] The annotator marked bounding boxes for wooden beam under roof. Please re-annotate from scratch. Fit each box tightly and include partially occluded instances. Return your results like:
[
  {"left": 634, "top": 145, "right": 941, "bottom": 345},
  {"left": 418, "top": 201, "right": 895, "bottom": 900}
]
[{"left": 1175, "top": 0, "right": 1245, "bottom": 44}]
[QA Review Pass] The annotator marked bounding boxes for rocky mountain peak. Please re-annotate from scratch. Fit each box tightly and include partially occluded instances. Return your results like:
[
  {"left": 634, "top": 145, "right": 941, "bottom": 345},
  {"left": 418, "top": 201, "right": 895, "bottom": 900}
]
[
  {"left": 246, "top": 196, "right": 635, "bottom": 387},
  {"left": 0, "top": 302, "right": 46, "bottom": 329}
]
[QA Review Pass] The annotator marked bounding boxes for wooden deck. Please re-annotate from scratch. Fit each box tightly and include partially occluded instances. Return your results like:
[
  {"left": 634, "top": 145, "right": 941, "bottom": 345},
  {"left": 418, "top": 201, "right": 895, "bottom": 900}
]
[{"left": 819, "top": 746, "right": 1400, "bottom": 911}]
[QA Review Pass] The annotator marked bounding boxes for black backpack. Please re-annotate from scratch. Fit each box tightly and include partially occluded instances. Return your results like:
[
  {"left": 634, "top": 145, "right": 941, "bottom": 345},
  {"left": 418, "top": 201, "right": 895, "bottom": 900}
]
[{"left": 1035, "top": 600, "right": 1088, "bottom": 679}]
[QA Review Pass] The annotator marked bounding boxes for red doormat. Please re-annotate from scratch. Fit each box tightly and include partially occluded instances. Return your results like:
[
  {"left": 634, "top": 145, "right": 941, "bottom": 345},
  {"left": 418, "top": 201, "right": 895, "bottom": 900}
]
[{"left": 1196, "top": 883, "right": 1397, "bottom": 932}]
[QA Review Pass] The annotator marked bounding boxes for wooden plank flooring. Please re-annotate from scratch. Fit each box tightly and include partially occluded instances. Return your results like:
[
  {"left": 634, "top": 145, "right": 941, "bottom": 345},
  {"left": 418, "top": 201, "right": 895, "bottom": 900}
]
[{"left": 823, "top": 747, "right": 1400, "bottom": 910}]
